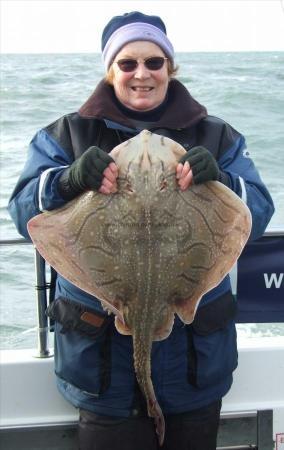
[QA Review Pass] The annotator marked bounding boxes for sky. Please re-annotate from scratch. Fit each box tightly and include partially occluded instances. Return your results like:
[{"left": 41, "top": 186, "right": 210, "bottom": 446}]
[{"left": 1, "top": 0, "right": 284, "bottom": 53}]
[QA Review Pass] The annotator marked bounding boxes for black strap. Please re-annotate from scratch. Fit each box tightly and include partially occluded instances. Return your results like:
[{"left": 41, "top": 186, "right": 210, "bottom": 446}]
[
  {"left": 98, "top": 324, "right": 112, "bottom": 394},
  {"left": 186, "top": 326, "right": 198, "bottom": 387}
]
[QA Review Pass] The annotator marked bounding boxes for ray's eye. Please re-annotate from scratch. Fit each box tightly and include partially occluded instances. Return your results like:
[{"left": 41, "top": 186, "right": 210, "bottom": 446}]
[
  {"left": 126, "top": 182, "right": 134, "bottom": 193},
  {"left": 160, "top": 179, "right": 168, "bottom": 191}
]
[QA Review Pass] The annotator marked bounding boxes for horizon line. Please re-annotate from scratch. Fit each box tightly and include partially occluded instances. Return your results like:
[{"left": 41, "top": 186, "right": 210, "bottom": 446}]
[{"left": 1, "top": 49, "right": 284, "bottom": 55}]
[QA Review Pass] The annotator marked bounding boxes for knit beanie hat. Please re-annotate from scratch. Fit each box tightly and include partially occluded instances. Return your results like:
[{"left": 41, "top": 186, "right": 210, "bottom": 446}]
[{"left": 102, "top": 11, "right": 174, "bottom": 70}]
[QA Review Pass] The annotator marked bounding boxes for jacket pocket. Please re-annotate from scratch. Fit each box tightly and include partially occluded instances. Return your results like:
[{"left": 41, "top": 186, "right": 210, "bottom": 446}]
[
  {"left": 187, "top": 291, "right": 238, "bottom": 388},
  {"left": 48, "top": 297, "right": 113, "bottom": 395},
  {"left": 46, "top": 296, "right": 112, "bottom": 338}
]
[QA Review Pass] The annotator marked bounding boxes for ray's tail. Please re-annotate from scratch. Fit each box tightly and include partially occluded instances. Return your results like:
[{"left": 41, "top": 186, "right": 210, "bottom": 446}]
[{"left": 132, "top": 333, "right": 165, "bottom": 446}]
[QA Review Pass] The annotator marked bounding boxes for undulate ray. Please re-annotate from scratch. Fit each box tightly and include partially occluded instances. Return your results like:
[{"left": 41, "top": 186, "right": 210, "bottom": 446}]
[{"left": 28, "top": 130, "right": 252, "bottom": 445}]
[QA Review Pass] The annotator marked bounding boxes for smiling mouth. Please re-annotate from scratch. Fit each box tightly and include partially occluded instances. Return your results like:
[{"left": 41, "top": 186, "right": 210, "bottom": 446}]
[{"left": 131, "top": 87, "right": 154, "bottom": 92}]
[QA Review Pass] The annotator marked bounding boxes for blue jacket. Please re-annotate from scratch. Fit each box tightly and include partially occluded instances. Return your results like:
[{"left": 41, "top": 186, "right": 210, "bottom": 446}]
[{"left": 8, "top": 79, "right": 274, "bottom": 416}]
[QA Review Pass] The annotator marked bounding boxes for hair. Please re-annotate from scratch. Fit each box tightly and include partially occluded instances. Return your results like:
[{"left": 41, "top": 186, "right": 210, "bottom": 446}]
[{"left": 105, "top": 59, "right": 179, "bottom": 85}]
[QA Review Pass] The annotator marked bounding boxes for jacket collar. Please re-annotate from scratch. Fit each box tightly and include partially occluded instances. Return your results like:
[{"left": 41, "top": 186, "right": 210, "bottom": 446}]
[{"left": 78, "top": 78, "right": 207, "bottom": 130}]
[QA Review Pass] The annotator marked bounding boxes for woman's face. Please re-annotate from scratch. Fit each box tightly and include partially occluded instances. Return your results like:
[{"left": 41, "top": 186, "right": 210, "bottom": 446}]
[{"left": 110, "top": 41, "right": 170, "bottom": 111}]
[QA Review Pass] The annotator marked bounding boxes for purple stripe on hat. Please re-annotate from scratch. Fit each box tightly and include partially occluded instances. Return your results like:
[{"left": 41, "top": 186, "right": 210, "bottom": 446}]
[{"left": 102, "top": 22, "right": 174, "bottom": 70}]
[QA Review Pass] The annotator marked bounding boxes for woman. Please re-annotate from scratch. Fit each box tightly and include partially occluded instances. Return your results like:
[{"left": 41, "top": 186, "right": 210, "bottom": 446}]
[{"left": 8, "top": 11, "right": 274, "bottom": 450}]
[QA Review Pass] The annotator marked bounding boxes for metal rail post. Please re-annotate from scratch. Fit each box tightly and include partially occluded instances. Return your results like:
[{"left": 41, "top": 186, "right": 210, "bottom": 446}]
[{"left": 34, "top": 249, "right": 52, "bottom": 358}]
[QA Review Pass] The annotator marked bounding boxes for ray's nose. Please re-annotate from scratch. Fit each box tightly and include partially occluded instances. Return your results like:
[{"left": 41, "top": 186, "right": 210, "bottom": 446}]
[
  {"left": 140, "top": 147, "right": 152, "bottom": 171},
  {"left": 139, "top": 130, "right": 153, "bottom": 172}
]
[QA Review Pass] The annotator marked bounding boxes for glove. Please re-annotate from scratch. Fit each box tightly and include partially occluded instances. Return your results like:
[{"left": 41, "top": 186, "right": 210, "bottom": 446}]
[
  {"left": 58, "top": 146, "right": 114, "bottom": 200},
  {"left": 179, "top": 146, "right": 220, "bottom": 185}
]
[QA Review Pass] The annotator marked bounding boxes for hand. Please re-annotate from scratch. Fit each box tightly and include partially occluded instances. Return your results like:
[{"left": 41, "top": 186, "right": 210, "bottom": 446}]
[
  {"left": 58, "top": 146, "right": 118, "bottom": 200},
  {"left": 177, "top": 146, "right": 220, "bottom": 187},
  {"left": 99, "top": 162, "right": 118, "bottom": 194},
  {"left": 68, "top": 147, "right": 118, "bottom": 194},
  {"left": 176, "top": 161, "right": 193, "bottom": 191}
]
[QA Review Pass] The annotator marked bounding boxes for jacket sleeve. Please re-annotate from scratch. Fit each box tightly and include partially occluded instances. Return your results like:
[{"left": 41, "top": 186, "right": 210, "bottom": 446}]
[
  {"left": 7, "top": 129, "right": 73, "bottom": 240},
  {"left": 217, "top": 123, "right": 275, "bottom": 241}
]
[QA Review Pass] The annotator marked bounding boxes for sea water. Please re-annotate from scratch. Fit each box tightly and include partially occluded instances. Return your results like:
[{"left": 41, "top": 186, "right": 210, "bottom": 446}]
[{"left": 0, "top": 52, "right": 283, "bottom": 349}]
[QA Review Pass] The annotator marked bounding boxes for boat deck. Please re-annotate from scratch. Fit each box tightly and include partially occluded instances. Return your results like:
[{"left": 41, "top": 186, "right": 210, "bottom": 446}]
[{"left": 0, "top": 410, "right": 274, "bottom": 450}]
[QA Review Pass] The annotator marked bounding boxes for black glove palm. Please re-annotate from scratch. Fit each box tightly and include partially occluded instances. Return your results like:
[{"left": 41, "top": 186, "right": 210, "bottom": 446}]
[
  {"left": 179, "top": 146, "right": 220, "bottom": 184},
  {"left": 58, "top": 146, "right": 114, "bottom": 200}
]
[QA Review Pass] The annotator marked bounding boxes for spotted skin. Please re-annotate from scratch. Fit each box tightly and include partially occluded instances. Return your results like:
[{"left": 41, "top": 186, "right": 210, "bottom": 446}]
[{"left": 28, "top": 130, "right": 252, "bottom": 445}]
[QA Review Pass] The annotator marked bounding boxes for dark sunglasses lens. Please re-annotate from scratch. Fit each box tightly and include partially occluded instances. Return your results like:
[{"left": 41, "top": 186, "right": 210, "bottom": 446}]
[
  {"left": 117, "top": 59, "right": 138, "bottom": 72},
  {"left": 145, "top": 57, "right": 165, "bottom": 70},
  {"left": 117, "top": 57, "right": 166, "bottom": 72}
]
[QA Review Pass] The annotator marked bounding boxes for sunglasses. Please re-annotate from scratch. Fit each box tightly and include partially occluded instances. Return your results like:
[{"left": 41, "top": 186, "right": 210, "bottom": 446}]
[{"left": 114, "top": 57, "right": 168, "bottom": 73}]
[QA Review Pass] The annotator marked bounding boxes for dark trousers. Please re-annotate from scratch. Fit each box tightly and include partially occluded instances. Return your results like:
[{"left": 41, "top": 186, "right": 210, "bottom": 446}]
[{"left": 78, "top": 400, "right": 221, "bottom": 450}]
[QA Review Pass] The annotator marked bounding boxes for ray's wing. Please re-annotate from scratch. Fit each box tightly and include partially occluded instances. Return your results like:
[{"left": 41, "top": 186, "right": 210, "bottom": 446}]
[
  {"left": 170, "top": 181, "right": 251, "bottom": 324},
  {"left": 28, "top": 191, "right": 125, "bottom": 319}
]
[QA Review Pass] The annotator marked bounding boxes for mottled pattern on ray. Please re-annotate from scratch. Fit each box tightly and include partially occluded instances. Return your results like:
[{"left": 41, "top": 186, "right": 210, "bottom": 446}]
[{"left": 28, "top": 130, "right": 252, "bottom": 445}]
